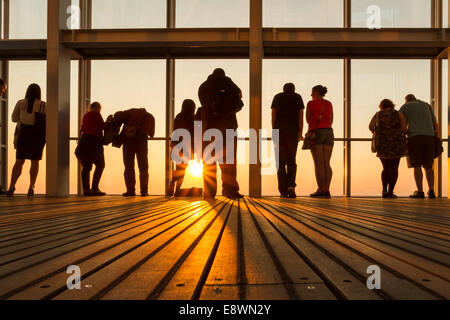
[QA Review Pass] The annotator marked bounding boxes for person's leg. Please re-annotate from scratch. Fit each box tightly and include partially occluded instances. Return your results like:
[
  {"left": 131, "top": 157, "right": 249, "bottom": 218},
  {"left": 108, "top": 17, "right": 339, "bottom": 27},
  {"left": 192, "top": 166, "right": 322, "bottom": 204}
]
[
  {"left": 286, "top": 135, "right": 298, "bottom": 196},
  {"left": 123, "top": 143, "right": 136, "bottom": 194},
  {"left": 380, "top": 159, "right": 389, "bottom": 194},
  {"left": 322, "top": 145, "right": 333, "bottom": 192},
  {"left": 425, "top": 167, "right": 435, "bottom": 192},
  {"left": 8, "top": 159, "right": 26, "bottom": 192},
  {"left": 413, "top": 167, "right": 424, "bottom": 192},
  {"left": 29, "top": 160, "right": 40, "bottom": 190},
  {"left": 388, "top": 158, "right": 400, "bottom": 195},
  {"left": 311, "top": 146, "right": 324, "bottom": 192},
  {"left": 221, "top": 135, "right": 240, "bottom": 196},
  {"left": 81, "top": 160, "right": 92, "bottom": 194},
  {"left": 175, "top": 164, "right": 188, "bottom": 194},
  {"left": 277, "top": 154, "right": 288, "bottom": 195},
  {"left": 92, "top": 150, "right": 105, "bottom": 192},
  {"left": 136, "top": 139, "right": 149, "bottom": 196},
  {"left": 203, "top": 162, "right": 217, "bottom": 198}
]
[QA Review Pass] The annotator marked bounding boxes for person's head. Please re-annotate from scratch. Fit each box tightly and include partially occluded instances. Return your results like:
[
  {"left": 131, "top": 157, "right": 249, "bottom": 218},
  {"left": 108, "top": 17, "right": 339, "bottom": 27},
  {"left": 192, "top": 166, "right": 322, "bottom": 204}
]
[
  {"left": 212, "top": 68, "right": 226, "bottom": 79},
  {"left": 181, "top": 99, "right": 196, "bottom": 116},
  {"left": 25, "top": 83, "right": 41, "bottom": 113},
  {"left": 379, "top": 99, "right": 395, "bottom": 110},
  {"left": 405, "top": 94, "right": 416, "bottom": 103},
  {"left": 283, "top": 83, "right": 295, "bottom": 94},
  {"left": 89, "top": 101, "right": 102, "bottom": 112},
  {"left": 0, "top": 78, "right": 6, "bottom": 95},
  {"left": 311, "top": 85, "right": 328, "bottom": 99}
]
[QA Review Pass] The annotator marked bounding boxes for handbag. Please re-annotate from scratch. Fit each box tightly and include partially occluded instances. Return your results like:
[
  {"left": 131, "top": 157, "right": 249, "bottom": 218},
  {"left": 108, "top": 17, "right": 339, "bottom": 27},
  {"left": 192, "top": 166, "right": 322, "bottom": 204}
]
[
  {"left": 302, "top": 103, "right": 326, "bottom": 150},
  {"left": 371, "top": 112, "right": 380, "bottom": 153},
  {"left": 428, "top": 106, "right": 443, "bottom": 159}
]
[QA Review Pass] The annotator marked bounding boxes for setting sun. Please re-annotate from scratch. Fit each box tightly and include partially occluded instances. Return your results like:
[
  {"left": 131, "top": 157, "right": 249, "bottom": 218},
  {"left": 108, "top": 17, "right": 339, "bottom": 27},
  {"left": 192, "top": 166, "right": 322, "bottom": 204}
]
[{"left": 188, "top": 159, "right": 203, "bottom": 178}]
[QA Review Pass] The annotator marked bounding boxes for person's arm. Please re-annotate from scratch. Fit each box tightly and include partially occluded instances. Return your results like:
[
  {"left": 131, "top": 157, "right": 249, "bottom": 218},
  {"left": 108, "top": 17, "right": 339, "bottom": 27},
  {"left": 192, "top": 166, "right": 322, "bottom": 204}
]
[
  {"left": 305, "top": 103, "right": 311, "bottom": 125},
  {"left": 298, "top": 109, "right": 304, "bottom": 140},
  {"left": 369, "top": 114, "right": 376, "bottom": 133},
  {"left": 399, "top": 112, "right": 407, "bottom": 134},
  {"left": 271, "top": 109, "right": 276, "bottom": 128},
  {"left": 430, "top": 106, "right": 439, "bottom": 135},
  {"left": 11, "top": 101, "right": 20, "bottom": 123},
  {"left": 98, "top": 112, "right": 106, "bottom": 129},
  {"left": 330, "top": 106, "right": 334, "bottom": 125},
  {"left": 270, "top": 95, "right": 278, "bottom": 128}
]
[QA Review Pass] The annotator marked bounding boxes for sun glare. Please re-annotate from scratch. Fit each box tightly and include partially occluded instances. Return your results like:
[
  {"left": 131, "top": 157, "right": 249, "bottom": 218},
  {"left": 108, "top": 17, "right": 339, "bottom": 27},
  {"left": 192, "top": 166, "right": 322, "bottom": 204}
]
[{"left": 188, "top": 159, "right": 203, "bottom": 178}]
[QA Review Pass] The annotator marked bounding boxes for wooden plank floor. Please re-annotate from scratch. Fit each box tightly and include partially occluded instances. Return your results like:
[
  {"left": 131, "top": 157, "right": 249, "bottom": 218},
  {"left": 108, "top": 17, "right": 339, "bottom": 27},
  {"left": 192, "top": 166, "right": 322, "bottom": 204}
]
[{"left": 0, "top": 196, "right": 448, "bottom": 300}]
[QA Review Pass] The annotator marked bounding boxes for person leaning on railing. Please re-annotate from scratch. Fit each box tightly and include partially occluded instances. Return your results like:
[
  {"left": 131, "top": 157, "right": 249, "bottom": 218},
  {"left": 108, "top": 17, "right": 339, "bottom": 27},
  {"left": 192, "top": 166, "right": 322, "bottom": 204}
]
[
  {"left": 369, "top": 99, "right": 407, "bottom": 199},
  {"left": 75, "top": 102, "right": 109, "bottom": 197}
]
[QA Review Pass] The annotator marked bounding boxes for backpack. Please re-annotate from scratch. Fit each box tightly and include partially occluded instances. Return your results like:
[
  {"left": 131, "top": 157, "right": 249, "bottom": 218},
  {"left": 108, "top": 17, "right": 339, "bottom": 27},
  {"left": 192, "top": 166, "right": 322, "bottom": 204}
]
[{"left": 141, "top": 112, "right": 155, "bottom": 138}]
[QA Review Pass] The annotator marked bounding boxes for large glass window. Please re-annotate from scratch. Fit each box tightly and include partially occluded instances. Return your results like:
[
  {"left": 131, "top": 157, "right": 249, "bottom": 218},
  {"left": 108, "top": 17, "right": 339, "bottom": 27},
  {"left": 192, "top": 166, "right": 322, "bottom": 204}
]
[
  {"left": 352, "top": 60, "right": 430, "bottom": 139},
  {"left": 9, "top": 0, "right": 47, "bottom": 39},
  {"left": 175, "top": 60, "right": 249, "bottom": 195},
  {"left": 7, "top": 61, "right": 79, "bottom": 195},
  {"left": 351, "top": 142, "right": 415, "bottom": 197},
  {"left": 352, "top": 0, "right": 431, "bottom": 28},
  {"left": 91, "top": 60, "right": 166, "bottom": 195},
  {"left": 263, "top": 0, "right": 344, "bottom": 27},
  {"left": 262, "top": 59, "right": 344, "bottom": 196},
  {"left": 351, "top": 60, "right": 431, "bottom": 196},
  {"left": 176, "top": 0, "right": 249, "bottom": 27},
  {"left": 92, "top": 0, "right": 166, "bottom": 29},
  {"left": 7, "top": 62, "right": 46, "bottom": 194}
]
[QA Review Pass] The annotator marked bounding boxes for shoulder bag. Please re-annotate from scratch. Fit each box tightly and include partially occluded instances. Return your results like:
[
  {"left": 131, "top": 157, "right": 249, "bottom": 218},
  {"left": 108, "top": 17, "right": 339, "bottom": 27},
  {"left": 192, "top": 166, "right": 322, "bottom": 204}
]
[{"left": 302, "top": 103, "right": 326, "bottom": 150}]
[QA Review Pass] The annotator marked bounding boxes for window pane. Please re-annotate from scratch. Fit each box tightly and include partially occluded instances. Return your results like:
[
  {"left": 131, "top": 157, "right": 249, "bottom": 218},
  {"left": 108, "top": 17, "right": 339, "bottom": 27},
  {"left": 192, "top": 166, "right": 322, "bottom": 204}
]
[
  {"left": 352, "top": 0, "right": 431, "bottom": 28},
  {"left": 444, "top": 0, "right": 448, "bottom": 28},
  {"left": 92, "top": 0, "right": 166, "bottom": 28},
  {"left": 351, "top": 142, "right": 415, "bottom": 197},
  {"left": 175, "top": 60, "right": 249, "bottom": 134},
  {"left": 263, "top": 0, "right": 343, "bottom": 27},
  {"left": 91, "top": 60, "right": 166, "bottom": 195},
  {"left": 262, "top": 141, "right": 344, "bottom": 196},
  {"left": 443, "top": 60, "right": 448, "bottom": 197},
  {"left": 263, "top": 60, "right": 344, "bottom": 138},
  {"left": 352, "top": 60, "right": 430, "bottom": 139},
  {"left": 8, "top": 61, "right": 47, "bottom": 194},
  {"left": 9, "top": 0, "right": 47, "bottom": 39},
  {"left": 175, "top": 60, "right": 249, "bottom": 195},
  {"left": 176, "top": 0, "right": 249, "bottom": 27}
]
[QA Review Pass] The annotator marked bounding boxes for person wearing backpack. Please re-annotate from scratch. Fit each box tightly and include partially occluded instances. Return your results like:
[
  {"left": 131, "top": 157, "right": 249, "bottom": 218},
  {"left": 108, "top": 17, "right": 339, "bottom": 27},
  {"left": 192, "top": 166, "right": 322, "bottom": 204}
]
[
  {"left": 7, "top": 84, "right": 46, "bottom": 197},
  {"left": 198, "top": 68, "right": 244, "bottom": 199},
  {"left": 112, "top": 108, "right": 155, "bottom": 197}
]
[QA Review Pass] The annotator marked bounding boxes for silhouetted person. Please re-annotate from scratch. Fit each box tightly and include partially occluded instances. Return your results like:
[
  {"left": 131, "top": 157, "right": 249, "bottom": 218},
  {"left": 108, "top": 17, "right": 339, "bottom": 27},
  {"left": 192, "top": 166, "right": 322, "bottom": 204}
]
[
  {"left": 271, "top": 83, "right": 305, "bottom": 198},
  {"left": 168, "top": 99, "right": 196, "bottom": 196},
  {"left": 7, "top": 84, "right": 46, "bottom": 197},
  {"left": 113, "top": 108, "right": 155, "bottom": 197},
  {"left": 0, "top": 78, "right": 7, "bottom": 195},
  {"left": 75, "top": 102, "right": 108, "bottom": 196},
  {"left": 198, "top": 68, "right": 244, "bottom": 199},
  {"left": 399, "top": 94, "right": 439, "bottom": 199},
  {"left": 369, "top": 99, "right": 407, "bottom": 198},
  {"left": 306, "top": 85, "right": 334, "bottom": 198}
]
